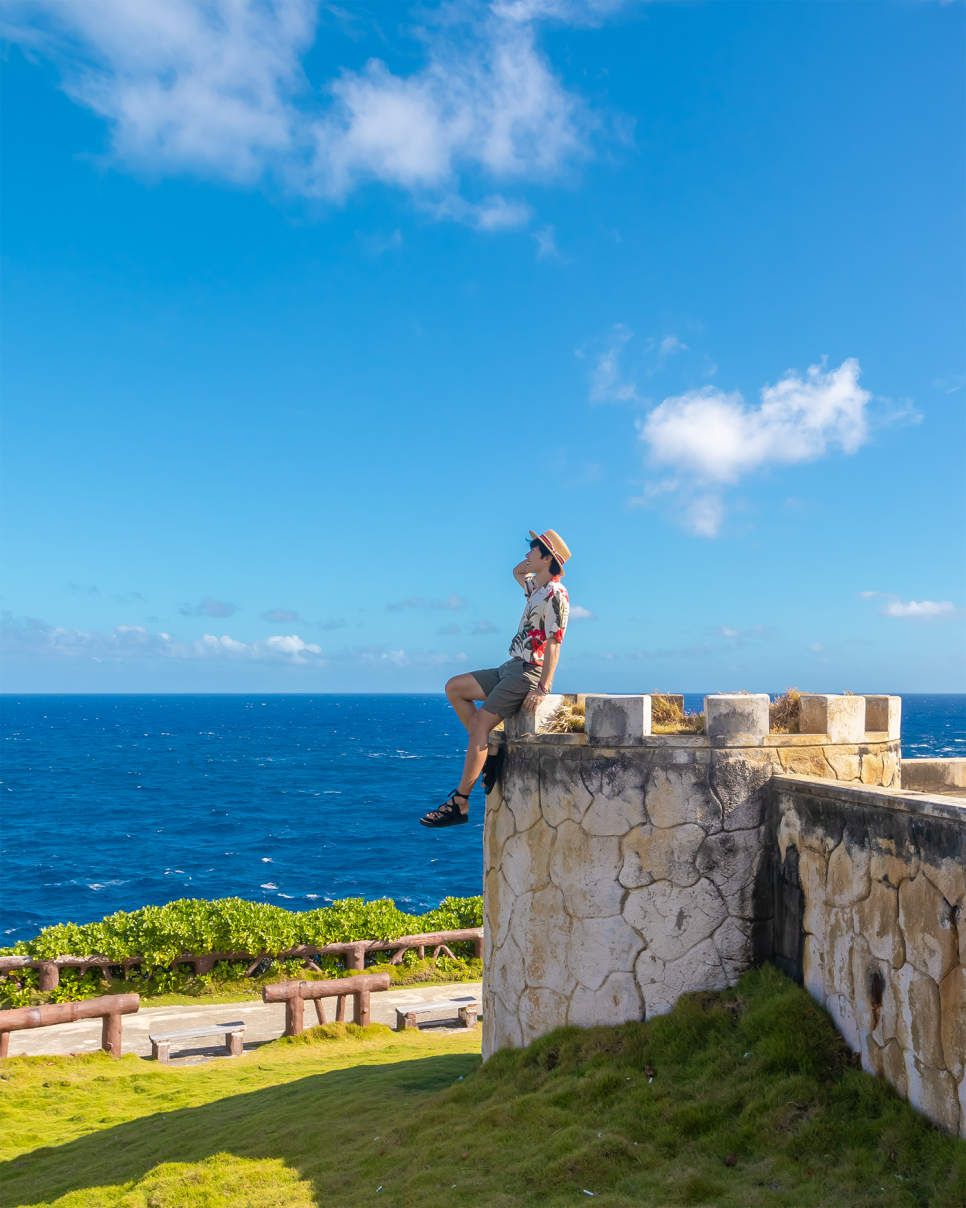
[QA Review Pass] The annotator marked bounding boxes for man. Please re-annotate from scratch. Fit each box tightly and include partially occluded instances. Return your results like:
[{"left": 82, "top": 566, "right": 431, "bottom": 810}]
[{"left": 420, "top": 528, "right": 571, "bottom": 827}]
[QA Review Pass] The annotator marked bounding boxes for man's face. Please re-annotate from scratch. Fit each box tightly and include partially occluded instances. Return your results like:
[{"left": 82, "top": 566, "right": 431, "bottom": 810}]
[{"left": 526, "top": 543, "right": 552, "bottom": 573}]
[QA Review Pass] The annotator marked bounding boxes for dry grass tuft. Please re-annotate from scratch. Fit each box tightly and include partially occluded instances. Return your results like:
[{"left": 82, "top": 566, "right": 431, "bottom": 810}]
[
  {"left": 770, "top": 688, "right": 805, "bottom": 734},
  {"left": 650, "top": 692, "right": 705, "bottom": 734},
  {"left": 546, "top": 701, "right": 585, "bottom": 733}
]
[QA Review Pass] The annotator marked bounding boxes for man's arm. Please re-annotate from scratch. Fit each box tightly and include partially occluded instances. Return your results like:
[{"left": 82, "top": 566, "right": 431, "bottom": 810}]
[
  {"left": 512, "top": 559, "right": 530, "bottom": 588},
  {"left": 523, "top": 639, "right": 561, "bottom": 711}
]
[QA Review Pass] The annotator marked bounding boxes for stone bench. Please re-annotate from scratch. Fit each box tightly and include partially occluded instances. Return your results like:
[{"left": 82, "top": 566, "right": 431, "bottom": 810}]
[
  {"left": 149, "top": 1021, "right": 245, "bottom": 1063},
  {"left": 394, "top": 998, "right": 479, "bottom": 1032}
]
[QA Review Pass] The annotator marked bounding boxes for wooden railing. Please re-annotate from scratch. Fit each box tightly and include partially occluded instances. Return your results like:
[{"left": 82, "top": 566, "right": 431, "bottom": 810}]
[
  {"left": 262, "top": 971, "right": 391, "bottom": 1036},
  {"left": 0, "top": 928, "right": 484, "bottom": 990},
  {"left": 0, "top": 992, "right": 139, "bottom": 1058}
]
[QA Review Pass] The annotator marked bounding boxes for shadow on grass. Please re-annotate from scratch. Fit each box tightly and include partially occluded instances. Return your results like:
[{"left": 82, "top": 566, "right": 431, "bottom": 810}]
[{"left": 3, "top": 1051, "right": 477, "bottom": 1206}]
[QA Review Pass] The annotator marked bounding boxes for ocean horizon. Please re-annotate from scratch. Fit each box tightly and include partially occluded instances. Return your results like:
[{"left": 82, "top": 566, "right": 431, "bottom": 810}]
[{"left": 2, "top": 692, "right": 963, "bottom": 946}]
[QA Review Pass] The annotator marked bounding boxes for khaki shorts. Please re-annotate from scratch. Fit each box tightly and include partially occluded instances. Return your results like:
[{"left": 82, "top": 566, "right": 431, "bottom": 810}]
[{"left": 471, "top": 658, "right": 542, "bottom": 719}]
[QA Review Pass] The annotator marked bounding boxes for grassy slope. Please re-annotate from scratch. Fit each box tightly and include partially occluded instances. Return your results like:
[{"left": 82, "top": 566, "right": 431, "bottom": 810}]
[{"left": 2, "top": 967, "right": 964, "bottom": 1208}]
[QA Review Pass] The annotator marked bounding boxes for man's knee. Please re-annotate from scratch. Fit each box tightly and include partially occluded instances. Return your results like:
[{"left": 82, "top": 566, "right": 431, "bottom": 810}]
[{"left": 469, "top": 709, "right": 499, "bottom": 739}]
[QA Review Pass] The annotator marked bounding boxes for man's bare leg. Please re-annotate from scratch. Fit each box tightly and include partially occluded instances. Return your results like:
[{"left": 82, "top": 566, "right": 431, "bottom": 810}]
[
  {"left": 454, "top": 708, "right": 502, "bottom": 812},
  {"left": 445, "top": 673, "right": 500, "bottom": 759}
]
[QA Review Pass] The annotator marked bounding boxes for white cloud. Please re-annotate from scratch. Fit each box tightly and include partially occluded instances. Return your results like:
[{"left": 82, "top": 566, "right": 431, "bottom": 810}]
[
  {"left": 568, "top": 604, "right": 595, "bottom": 620},
  {"left": 7, "top": 0, "right": 591, "bottom": 223},
  {"left": 259, "top": 607, "right": 300, "bottom": 623},
  {"left": 1, "top": 615, "right": 325, "bottom": 662},
  {"left": 472, "top": 619, "right": 500, "bottom": 633},
  {"left": 882, "top": 599, "right": 962, "bottom": 622},
  {"left": 640, "top": 359, "right": 871, "bottom": 485},
  {"left": 586, "top": 323, "right": 639, "bottom": 403},
  {"left": 683, "top": 494, "right": 724, "bottom": 538},
  {"left": 386, "top": 593, "right": 468, "bottom": 612}
]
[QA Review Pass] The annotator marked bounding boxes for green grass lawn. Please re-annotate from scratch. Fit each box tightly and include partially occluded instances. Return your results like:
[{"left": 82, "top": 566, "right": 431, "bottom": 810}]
[{"left": 2, "top": 966, "right": 964, "bottom": 1207}]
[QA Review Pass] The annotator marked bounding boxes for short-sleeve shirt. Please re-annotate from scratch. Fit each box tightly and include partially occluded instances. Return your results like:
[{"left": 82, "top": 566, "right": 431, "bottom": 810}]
[{"left": 508, "top": 574, "right": 569, "bottom": 667}]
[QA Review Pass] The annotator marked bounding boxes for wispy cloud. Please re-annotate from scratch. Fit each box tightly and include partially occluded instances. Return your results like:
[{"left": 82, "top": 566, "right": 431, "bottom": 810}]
[
  {"left": 315, "top": 618, "right": 348, "bottom": 631},
  {"left": 859, "top": 592, "right": 963, "bottom": 622},
  {"left": 259, "top": 607, "right": 301, "bottom": 623},
  {"left": 7, "top": 0, "right": 595, "bottom": 226},
  {"left": 532, "top": 224, "right": 559, "bottom": 257},
  {"left": 1, "top": 615, "right": 324, "bottom": 663},
  {"left": 568, "top": 604, "right": 595, "bottom": 620},
  {"left": 583, "top": 323, "right": 639, "bottom": 403},
  {"left": 472, "top": 619, "right": 499, "bottom": 633},
  {"left": 386, "top": 593, "right": 467, "bottom": 612},
  {"left": 179, "top": 596, "right": 240, "bottom": 618},
  {"left": 64, "top": 583, "right": 99, "bottom": 596},
  {"left": 437, "top": 622, "right": 461, "bottom": 635},
  {"left": 112, "top": 590, "right": 148, "bottom": 604}
]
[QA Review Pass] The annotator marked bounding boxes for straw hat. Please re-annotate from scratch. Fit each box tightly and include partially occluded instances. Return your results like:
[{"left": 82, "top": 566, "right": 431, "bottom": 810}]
[{"left": 529, "top": 528, "right": 571, "bottom": 566}]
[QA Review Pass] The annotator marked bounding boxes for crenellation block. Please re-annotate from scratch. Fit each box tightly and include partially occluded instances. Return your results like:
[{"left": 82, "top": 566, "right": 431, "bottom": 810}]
[
  {"left": 800, "top": 694, "right": 866, "bottom": 743},
  {"left": 584, "top": 695, "right": 651, "bottom": 740},
  {"left": 704, "top": 694, "right": 769, "bottom": 738},
  {"left": 863, "top": 695, "right": 901, "bottom": 738},
  {"left": 504, "top": 693, "right": 566, "bottom": 739}
]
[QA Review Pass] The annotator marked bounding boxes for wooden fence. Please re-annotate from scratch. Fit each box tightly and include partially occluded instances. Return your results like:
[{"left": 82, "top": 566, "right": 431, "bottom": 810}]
[
  {"left": 263, "top": 971, "right": 391, "bottom": 1036},
  {"left": 0, "top": 928, "right": 483, "bottom": 990},
  {"left": 0, "top": 993, "right": 140, "bottom": 1058}
]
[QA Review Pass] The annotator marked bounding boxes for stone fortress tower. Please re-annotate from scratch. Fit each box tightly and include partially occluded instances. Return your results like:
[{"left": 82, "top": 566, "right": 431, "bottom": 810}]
[{"left": 483, "top": 692, "right": 966, "bottom": 1137}]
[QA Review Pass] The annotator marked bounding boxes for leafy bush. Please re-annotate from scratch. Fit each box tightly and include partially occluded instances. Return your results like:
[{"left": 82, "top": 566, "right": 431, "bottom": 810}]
[{"left": 3, "top": 894, "right": 483, "bottom": 967}]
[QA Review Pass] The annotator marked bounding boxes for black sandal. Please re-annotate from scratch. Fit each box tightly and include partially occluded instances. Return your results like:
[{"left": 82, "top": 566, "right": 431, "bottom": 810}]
[
  {"left": 419, "top": 789, "right": 470, "bottom": 828},
  {"left": 482, "top": 745, "right": 506, "bottom": 796}
]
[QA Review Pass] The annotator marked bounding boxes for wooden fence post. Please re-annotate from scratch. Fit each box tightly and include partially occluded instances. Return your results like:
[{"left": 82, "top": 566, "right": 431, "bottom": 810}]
[
  {"left": 101, "top": 1013, "right": 123, "bottom": 1057},
  {"left": 38, "top": 963, "right": 59, "bottom": 992},
  {"left": 356, "top": 991, "right": 371, "bottom": 1027},
  {"left": 285, "top": 996, "right": 304, "bottom": 1037},
  {"left": 0, "top": 1032, "right": 8, "bottom": 1058},
  {"left": 335, "top": 995, "right": 347, "bottom": 1022}
]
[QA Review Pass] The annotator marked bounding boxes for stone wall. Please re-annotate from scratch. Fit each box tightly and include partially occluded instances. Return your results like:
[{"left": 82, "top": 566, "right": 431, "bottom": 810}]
[
  {"left": 482, "top": 720, "right": 901, "bottom": 1057},
  {"left": 771, "top": 773, "right": 966, "bottom": 1137}
]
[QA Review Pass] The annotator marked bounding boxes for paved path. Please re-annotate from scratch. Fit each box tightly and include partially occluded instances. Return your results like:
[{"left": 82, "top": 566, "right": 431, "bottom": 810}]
[{"left": 5, "top": 981, "right": 483, "bottom": 1064}]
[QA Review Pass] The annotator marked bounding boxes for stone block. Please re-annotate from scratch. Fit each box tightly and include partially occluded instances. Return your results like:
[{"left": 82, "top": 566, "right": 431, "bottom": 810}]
[
  {"left": 826, "top": 833, "right": 871, "bottom": 908},
  {"left": 500, "top": 822, "right": 554, "bottom": 897},
  {"left": 799, "top": 694, "right": 866, "bottom": 743},
  {"left": 695, "top": 828, "right": 763, "bottom": 918},
  {"left": 518, "top": 986, "right": 569, "bottom": 1046},
  {"left": 825, "top": 747, "right": 862, "bottom": 782},
  {"left": 504, "top": 693, "right": 566, "bottom": 738},
  {"left": 904, "top": 1052, "right": 961, "bottom": 1136},
  {"left": 901, "top": 757, "right": 966, "bottom": 796},
  {"left": 776, "top": 745, "right": 834, "bottom": 779},
  {"left": 704, "top": 694, "right": 768, "bottom": 737},
  {"left": 892, "top": 961, "right": 945, "bottom": 1069},
  {"left": 512, "top": 884, "right": 575, "bottom": 996},
  {"left": 488, "top": 932, "right": 526, "bottom": 1012},
  {"left": 712, "top": 916, "right": 754, "bottom": 981},
  {"left": 939, "top": 966, "right": 966, "bottom": 1081},
  {"left": 624, "top": 822, "right": 705, "bottom": 889},
  {"left": 898, "top": 873, "right": 960, "bottom": 983},
  {"left": 854, "top": 880, "right": 905, "bottom": 969},
  {"left": 917, "top": 852, "right": 966, "bottom": 910},
  {"left": 863, "top": 695, "right": 901, "bottom": 739},
  {"left": 568, "top": 971, "right": 643, "bottom": 1028},
  {"left": 799, "top": 848, "right": 828, "bottom": 938},
  {"left": 869, "top": 835, "right": 919, "bottom": 890},
  {"left": 710, "top": 748, "right": 777, "bottom": 831},
  {"left": 482, "top": 991, "right": 523, "bottom": 1056},
  {"left": 584, "top": 695, "right": 651, "bottom": 741},
  {"left": 851, "top": 937, "right": 898, "bottom": 1046},
  {"left": 567, "top": 914, "right": 644, "bottom": 990},
  {"left": 637, "top": 938, "right": 730, "bottom": 1019},
  {"left": 645, "top": 763, "right": 721, "bottom": 831},
  {"left": 580, "top": 754, "right": 647, "bottom": 835},
  {"left": 484, "top": 868, "right": 514, "bottom": 952},
  {"left": 504, "top": 754, "right": 543, "bottom": 833},
  {"left": 549, "top": 822, "right": 624, "bottom": 918},
  {"left": 539, "top": 750, "right": 593, "bottom": 827},
  {"left": 826, "top": 908, "right": 856, "bottom": 998},
  {"left": 623, "top": 877, "right": 728, "bottom": 962}
]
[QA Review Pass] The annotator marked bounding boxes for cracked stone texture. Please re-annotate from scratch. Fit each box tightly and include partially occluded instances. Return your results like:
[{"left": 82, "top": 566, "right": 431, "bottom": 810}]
[
  {"left": 480, "top": 729, "right": 898, "bottom": 1063},
  {"left": 774, "top": 778, "right": 965, "bottom": 1137}
]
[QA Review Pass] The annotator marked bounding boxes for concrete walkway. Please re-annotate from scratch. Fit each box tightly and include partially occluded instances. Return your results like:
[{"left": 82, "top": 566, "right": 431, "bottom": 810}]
[{"left": 5, "top": 981, "right": 483, "bottom": 1065}]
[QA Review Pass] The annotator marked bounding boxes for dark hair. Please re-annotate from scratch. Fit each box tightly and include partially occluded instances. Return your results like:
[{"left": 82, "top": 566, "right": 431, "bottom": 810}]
[{"left": 529, "top": 538, "right": 562, "bottom": 577}]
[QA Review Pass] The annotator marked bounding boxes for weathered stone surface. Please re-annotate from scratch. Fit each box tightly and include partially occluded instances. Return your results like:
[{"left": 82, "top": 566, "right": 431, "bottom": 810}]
[
  {"left": 959, "top": 1076, "right": 966, "bottom": 1141},
  {"left": 880, "top": 746, "right": 900, "bottom": 788},
  {"left": 851, "top": 937, "right": 897, "bottom": 1046},
  {"left": 623, "top": 823, "right": 705, "bottom": 889},
  {"left": 892, "top": 962, "right": 945, "bottom": 1069},
  {"left": 488, "top": 932, "right": 526, "bottom": 1012},
  {"left": 484, "top": 990, "right": 524, "bottom": 1054},
  {"left": 696, "top": 828, "right": 762, "bottom": 917},
  {"left": 539, "top": 750, "right": 592, "bottom": 827},
  {"left": 623, "top": 878, "right": 727, "bottom": 962},
  {"left": 825, "top": 748, "right": 862, "bottom": 783},
  {"left": 518, "top": 986, "right": 569, "bottom": 1046},
  {"left": 549, "top": 823, "right": 624, "bottom": 917},
  {"left": 859, "top": 751, "right": 884, "bottom": 787},
  {"left": 904, "top": 1053, "right": 961, "bottom": 1137},
  {"left": 898, "top": 874, "right": 959, "bottom": 983},
  {"left": 901, "top": 756, "right": 966, "bottom": 795},
  {"left": 917, "top": 853, "right": 966, "bottom": 910},
  {"left": 585, "top": 695, "right": 651, "bottom": 740},
  {"left": 854, "top": 880, "right": 905, "bottom": 969},
  {"left": 567, "top": 914, "right": 643, "bottom": 990},
  {"left": 863, "top": 1033, "right": 885, "bottom": 1078},
  {"left": 485, "top": 869, "right": 515, "bottom": 951},
  {"left": 485, "top": 794, "right": 517, "bottom": 867},
  {"left": 504, "top": 693, "right": 566, "bottom": 739},
  {"left": 776, "top": 807, "right": 802, "bottom": 862},
  {"left": 710, "top": 748, "right": 776, "bottom": 832},
  {"left": 826, "top": 834, "right": 871, "bottom": 908},
  {"left": 800, "top": 694, "right": 866, "bottom": 743},
  {"left": 777, "top": 746, "right": 834, "bottom": 779},
  {"left": 580, "top": 754, "right": 647, "bottom": 835},
  {"left": 637, "top": 939, "right": 729, "bottom": 1018},
  {"left": 826, "top": 993, "right": 860, "bottom": 1053},
  {"left": 882, "top": 1038, "right": 908, "bottom": 1100},
  {"left": 712, "top": 916, "right": 753, "bottom": 980},
  {"left": 512, "top": 885, "right": 575, "bottom": 996},
  {"left": 869, "top": 835, "right": 919, "bottom": 889},
  {"left": 803, "top": 933, "right": 826, "bottom": 1005},
  {"left": 863, "top": 695, "right": 901, "bottom": 739},
  {"left": 504, "top": 752, "right": 542, "bottom": 832},
  {"left": 704, "top": 694, "right": 769, "bottom": 737},
  {"left": 501, "top": 822, "right": 555, "bottom": 898},
  {"left": 634, "top": 948, "right": 667, "bottom": 1017},
  {"left": 645, "top": 763, "right": 721, "bottom": 831},
  {"left": 569, "top": 971, "right": 642, "bottom": 1028},
  {"left": 939, "top": 966, "right": 966, "bottom": 1081},
  {"left": 799, "top": 848, "right": 828, "bottom": 938},
  {"left": 825, "top": 908, "right": 855, "bottom": 998}
]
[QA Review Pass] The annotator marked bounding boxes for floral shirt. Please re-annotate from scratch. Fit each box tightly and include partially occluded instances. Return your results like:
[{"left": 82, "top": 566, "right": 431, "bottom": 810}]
[{"left": 508, "top": 574, "right": 569, "bottom": 667}]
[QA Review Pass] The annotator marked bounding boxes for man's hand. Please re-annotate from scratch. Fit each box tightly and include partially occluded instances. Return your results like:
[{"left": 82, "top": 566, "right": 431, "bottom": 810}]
[
  {"left": 523, "top": 689, "right": 544, "bottom": 712},
  {"left": 512, "top": 559, "right": 530, "bottom": 588}
]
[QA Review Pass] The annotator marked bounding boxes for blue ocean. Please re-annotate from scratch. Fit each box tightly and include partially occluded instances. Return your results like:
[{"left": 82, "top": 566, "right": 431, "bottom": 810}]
[{"left": 2, "top": 693, "right": 964, "bottom": 945}]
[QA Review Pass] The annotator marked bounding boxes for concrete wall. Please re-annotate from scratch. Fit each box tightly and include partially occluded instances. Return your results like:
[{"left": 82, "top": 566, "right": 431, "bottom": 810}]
[
  {"left": 902, "top": 758, "right": 966, "bottom": 798},
  {"left": 482, "top": 728, "right": 900, "bottom": 1059},
  {"left": 771, "top": 774, "right": 966, "bottom": 1137}
]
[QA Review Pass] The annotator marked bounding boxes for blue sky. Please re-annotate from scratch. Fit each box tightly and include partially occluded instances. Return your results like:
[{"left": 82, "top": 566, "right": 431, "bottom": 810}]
[{"left": 2, "top": 0, "right": 963, "bottom": 694}]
